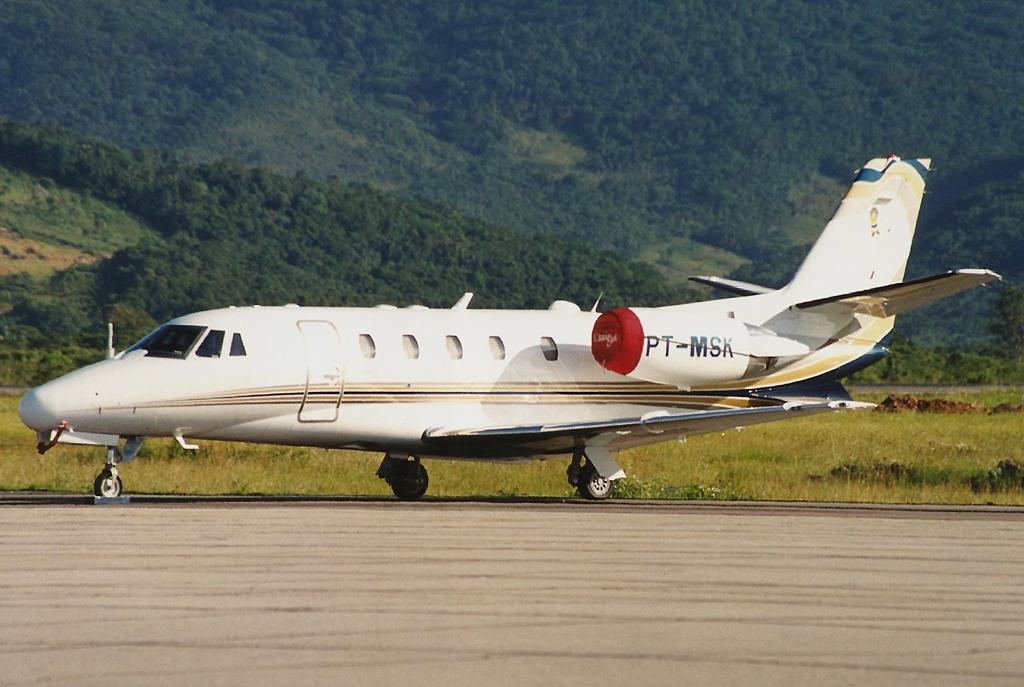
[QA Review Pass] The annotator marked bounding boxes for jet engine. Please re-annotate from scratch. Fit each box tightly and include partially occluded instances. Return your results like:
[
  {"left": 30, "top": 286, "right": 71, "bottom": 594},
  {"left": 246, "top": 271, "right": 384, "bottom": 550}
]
[{"left": 591, "top": 308, "right": 809, "bottom": 388}]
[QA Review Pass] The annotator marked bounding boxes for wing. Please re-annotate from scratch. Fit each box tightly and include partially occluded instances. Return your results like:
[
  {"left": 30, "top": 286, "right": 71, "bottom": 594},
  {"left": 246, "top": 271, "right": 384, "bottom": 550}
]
[
  {"left": 422, "top": 400, "right": 869, "bottom": 459},
  {"left": 796, "top": 269, "right": 1001, "bottom": 318}
]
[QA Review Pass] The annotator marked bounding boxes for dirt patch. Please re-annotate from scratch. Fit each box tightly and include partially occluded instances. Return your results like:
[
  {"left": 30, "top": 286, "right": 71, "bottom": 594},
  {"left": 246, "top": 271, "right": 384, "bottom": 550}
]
[
  {"left": 876, "top": 394, "right": 982, "bottom": 414},
  {"left": 0, "top": 227, "right": 97, "bottom": 276}
]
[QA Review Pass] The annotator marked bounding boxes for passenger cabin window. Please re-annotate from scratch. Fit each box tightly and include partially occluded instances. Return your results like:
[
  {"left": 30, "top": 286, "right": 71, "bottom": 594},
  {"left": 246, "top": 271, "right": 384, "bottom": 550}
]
[
  {"left": 403, "top": 334, "right": 420, "bottom": 359},
  {"left": 195, "top": 330, "right": 225, "bottom": 358},
  {"left": 229, "top": 333, "right": 247, "bottom": 357},
  {"left": 489, "top": 336, "right": 505, "bottom": 360},
  {"left": 129, "top": 325, "right": 205, "bottom": 359},
  {"left": 446, "top": 335, "right": 463, "bottom": 360},
  {"left": 359, "top": 334, "right": 376, "bottom": 359},
  {"left": 541, "top": 337, "right": 558, "bottom": 361}
]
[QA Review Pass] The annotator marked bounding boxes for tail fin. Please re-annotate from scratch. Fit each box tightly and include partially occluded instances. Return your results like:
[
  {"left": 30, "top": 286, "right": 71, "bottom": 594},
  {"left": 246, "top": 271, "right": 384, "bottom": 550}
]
[
  {"left": 678, "top": 157, "right": 998, "bottom": 392},
  {"left": 782, "top": 156, "right": 930, "bottom": 304}
]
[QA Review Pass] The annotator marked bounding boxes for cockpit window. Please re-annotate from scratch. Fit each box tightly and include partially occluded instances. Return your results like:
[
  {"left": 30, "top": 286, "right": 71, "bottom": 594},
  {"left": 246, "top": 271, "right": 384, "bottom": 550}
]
[
  {"left": 195, "top": 330, "right": 225, "bottom": 358},
  {"left": 229, "top": 332, "right": 247, "bottom": 357},
  {"left": 128, "top": 325, "right": 205, "bottom": 359}
]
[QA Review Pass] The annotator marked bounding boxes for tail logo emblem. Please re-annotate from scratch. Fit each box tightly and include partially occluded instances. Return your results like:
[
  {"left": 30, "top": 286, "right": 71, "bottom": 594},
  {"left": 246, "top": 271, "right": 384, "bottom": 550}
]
[{"left": 869, "top": 207, "right": 880, "bottom": 236}]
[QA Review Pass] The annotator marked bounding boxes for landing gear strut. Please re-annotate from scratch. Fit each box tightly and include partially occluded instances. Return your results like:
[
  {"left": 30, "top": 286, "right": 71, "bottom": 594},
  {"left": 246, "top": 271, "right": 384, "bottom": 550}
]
[
  {"left": 376, "top": 454, "right": 429, "bottom": 501},
  {"left": 566, "top": 447, "right": 584, "bottom": 487}
]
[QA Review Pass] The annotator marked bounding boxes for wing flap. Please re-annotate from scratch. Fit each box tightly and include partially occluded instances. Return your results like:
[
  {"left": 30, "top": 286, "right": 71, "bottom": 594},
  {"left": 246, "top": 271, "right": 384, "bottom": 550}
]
[{"left": 796, "top": 269, "right": 1000, "bottom": 317}]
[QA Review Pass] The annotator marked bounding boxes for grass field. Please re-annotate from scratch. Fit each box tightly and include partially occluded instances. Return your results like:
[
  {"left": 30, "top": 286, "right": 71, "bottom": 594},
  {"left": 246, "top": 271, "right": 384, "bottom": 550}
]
[{"left": 2, "top": 390, "right": 1024, "bottom": 504}]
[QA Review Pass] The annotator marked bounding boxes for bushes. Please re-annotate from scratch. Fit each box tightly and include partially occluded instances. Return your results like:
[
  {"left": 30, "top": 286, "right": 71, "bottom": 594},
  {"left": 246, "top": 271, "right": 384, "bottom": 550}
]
[
  {"left": 0, "top": 346, "right": 103, "bottom": 387},
  {"left": 847, "top": 332, "right": 1024, "bottom": 385}
]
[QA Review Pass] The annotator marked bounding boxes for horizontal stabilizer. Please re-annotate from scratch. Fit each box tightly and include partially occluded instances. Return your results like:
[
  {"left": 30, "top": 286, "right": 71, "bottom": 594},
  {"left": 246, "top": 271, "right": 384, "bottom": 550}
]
[
  {"left": 795, "top": 269, "right": 1001, "bottom": 318},
  {"left": 688, "top": 276, "right": 772, "bottom": 297}
]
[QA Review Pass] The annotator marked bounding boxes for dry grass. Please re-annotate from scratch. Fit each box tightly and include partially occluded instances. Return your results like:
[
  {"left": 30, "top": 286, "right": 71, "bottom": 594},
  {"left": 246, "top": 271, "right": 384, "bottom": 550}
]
[
  {"left": 2, "top": 391, "right": 1024, "bottom": 503},
  {"left": 507, "top": 128, "right": 587, "bottom": 171},
  {"left": 0, "top": 227, "right": 97, "bottom": 277},
  {"left": 0, "top": 165, "right": 156, "bottom": 259},
  {"left": 617, "top": 412, "right": 1024, "bottom": 504},
  {"left": 638, "top": 235, "right": 749, "bottom": 287}
]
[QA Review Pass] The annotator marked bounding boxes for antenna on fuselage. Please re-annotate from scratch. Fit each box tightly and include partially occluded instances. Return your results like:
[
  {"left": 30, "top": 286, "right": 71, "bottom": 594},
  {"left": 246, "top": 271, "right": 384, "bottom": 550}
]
[
  {"left": 451, "top": 292, "right": 474, "bottom": 310},
  {"left": 590, "top": 293, "right": 604, "bottom": 313},
  {"left": 106, "top": 322, "right": 115, "bottom": 360}
]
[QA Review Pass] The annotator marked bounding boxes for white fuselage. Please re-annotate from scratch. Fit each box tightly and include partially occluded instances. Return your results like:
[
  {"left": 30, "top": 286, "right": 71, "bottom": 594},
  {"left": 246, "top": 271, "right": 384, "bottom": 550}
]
[
  {"left": 22, "top": 303, "right": 729, "bottom": 459},
  {"left": 19, "top": 284, "right": 904, "bottom": 463}
]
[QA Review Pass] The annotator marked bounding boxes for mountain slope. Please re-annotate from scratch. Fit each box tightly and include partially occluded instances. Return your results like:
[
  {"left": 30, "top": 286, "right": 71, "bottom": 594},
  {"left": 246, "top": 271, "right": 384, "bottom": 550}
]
[
  {"left": 2, "top": 1, "right": 1023, "bottom": 344},
  {"left": 0, "top": 119, "right": 692, "bottom": 349},
  {"left": 898, "top": 169, "right": 1024, "bottom": 347},
  {"left": 4, "top": 3, "right": 1024, "bottom": 252}
]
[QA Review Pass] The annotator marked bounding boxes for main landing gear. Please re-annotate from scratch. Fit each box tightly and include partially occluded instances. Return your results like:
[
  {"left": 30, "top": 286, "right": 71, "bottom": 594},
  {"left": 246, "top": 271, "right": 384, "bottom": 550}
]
[
  {"left": 567, "top": 448, "right": 616, "bottom": 500},
  {"left": 93, "top": 436, "right": 145, "bottom": 499},
  {"left": 377, "top": 454, "right": 429, "bottom": 500}
]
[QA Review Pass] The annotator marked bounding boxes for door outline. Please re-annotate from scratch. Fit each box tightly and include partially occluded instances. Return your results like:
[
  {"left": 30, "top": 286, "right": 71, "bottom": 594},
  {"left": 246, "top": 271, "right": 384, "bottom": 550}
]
[{"left": 297, "top": 320, "right": 344, "bottom": 423}]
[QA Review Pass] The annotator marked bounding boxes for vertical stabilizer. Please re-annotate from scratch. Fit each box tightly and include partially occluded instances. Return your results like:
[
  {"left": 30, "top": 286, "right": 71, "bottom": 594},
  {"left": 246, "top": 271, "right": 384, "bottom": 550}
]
[{"left": 782, "top": 157, "right": 929, "bottom": 304}]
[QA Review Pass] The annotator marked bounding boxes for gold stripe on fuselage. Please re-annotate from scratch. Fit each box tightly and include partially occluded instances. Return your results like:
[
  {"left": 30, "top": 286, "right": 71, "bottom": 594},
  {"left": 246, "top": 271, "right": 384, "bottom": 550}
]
[{"left": 133, "top": 382, "right": 783, "bottom": 412}]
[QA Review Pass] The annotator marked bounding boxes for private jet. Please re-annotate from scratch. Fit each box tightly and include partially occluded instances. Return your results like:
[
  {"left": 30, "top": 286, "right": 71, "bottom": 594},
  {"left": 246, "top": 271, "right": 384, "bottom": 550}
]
[{"left": 19, "top": 157, "right": 998, "bottom": 499}]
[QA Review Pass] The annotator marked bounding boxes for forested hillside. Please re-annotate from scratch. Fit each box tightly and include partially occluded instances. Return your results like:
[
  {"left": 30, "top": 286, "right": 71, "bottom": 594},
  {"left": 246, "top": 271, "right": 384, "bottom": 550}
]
[
  {"left": 0, "top": 119, "right": 688, "bottom": 375},
  {"left": 1, "top": 1, "right": 1023, "bottom": 346},
  {"left": 899, "top": 169, "right": 1024, "bottom": 346},
  {"left": 0, "top": 118, "right": 1020, "bottom": 385}
]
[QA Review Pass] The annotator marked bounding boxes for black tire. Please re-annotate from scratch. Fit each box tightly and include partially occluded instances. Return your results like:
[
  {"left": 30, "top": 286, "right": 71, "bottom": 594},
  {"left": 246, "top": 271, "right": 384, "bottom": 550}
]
[
  {"left": 93, "top": 469, "right": 122, "bottom": 498},
  {"left": 577, "top": 462, "right": 614, "bottom": 500},
  {"left": 389, "top": 461, "right": 429, "bottom": 501}
]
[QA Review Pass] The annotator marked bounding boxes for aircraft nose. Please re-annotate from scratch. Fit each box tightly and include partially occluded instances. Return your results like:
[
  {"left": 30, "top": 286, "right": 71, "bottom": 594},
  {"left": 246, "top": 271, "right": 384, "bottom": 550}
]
[{"left": 19, "top": 385, "right": 63, "bottom": 431}]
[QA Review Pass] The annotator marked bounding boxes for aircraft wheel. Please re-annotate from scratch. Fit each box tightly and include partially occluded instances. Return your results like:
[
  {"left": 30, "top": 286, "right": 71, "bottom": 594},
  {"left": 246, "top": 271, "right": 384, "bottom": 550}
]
[
  {"left": 389, "top": 460, "right": 429, "bottom": 501},
  {"left": 93, "top": 468, "right": 123, "bottom": 498},
  {"left": 577, "top": 462, "right": 613, "bottom": 500}
]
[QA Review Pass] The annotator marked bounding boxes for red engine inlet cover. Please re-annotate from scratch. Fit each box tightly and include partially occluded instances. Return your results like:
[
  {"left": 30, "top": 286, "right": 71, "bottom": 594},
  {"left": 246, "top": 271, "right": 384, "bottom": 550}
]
[{"left": 591, "top": 308, "right": 644, "bottom": 375}]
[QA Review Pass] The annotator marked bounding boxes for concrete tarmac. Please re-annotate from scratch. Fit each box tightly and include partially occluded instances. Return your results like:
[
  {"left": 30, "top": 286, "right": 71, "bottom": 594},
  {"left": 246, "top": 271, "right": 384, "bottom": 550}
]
[{"left": 2, "top": 499, "right": 1023, "bottom": 686}]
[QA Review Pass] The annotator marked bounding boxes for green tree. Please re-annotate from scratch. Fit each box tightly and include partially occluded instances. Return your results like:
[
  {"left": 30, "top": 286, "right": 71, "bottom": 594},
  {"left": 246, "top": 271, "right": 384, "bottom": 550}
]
[{"left": 990, "top": 285, "right": 1024, "bottom": 363}]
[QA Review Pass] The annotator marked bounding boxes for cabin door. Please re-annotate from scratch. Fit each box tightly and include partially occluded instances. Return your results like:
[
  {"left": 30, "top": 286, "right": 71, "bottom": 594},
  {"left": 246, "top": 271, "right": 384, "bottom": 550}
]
[{"left": 297, "top": 320, "right": 344, "bottom": 423}]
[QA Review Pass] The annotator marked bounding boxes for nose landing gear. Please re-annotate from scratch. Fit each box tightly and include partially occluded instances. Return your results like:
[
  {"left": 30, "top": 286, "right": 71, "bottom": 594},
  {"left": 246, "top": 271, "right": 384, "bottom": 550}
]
[
  {"left": 94, "top": 454, "right": 122, "bottom": 498},
  {"left": 93, "top": 436, "right": 144, "bottom": 499}
]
